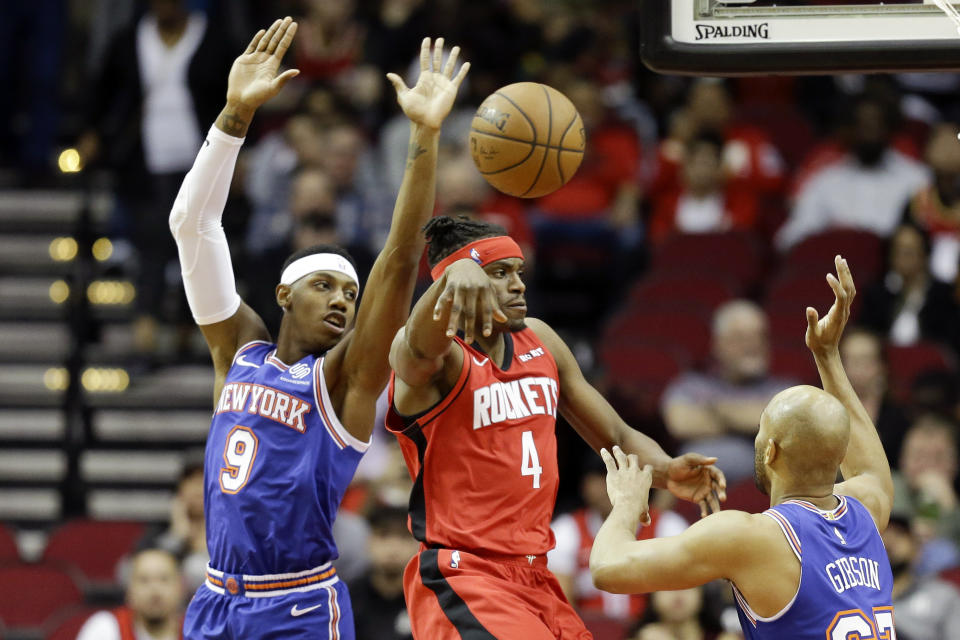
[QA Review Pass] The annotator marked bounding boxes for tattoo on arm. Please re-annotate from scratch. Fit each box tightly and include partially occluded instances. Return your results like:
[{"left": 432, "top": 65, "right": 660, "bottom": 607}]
[
  {"left": 216, "top": 109, "right": 252, "bottom": 138},
  {"left": 406, "top": 142, "right": 428, "bottom": 169}
]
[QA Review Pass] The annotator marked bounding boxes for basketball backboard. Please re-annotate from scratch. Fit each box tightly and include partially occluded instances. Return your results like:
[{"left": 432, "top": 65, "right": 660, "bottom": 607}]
[{"left": 641, "top": 0, "right": 960, "bottom": 75}]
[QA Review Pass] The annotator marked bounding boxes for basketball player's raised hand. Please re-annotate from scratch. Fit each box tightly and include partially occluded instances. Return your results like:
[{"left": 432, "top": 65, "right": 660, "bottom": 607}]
[
  {"left": 387, "top": 37, "right": 471, "bottom": 130},
  {"left": 433, "top": 259, "right": 507, "bottom": 344},
  {"left": 805, "top": 255, "right": 856, "bottom": 356},
  {"left": 601, "top": 447, "right": 654, "bottom": 526},
  {"left": 225, "top": 17, "right": 300, "bottom": 112}
]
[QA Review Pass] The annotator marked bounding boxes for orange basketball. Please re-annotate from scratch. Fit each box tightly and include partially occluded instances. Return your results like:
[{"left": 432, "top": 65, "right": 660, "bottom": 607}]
[{"left": 469, "top": 82, "right": 585, "bottom": 199}]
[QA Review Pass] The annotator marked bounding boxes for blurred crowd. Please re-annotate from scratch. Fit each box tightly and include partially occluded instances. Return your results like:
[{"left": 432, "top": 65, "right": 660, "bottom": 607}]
[{"left": 7, "top": 0, "right": 960, "bottom": 638}]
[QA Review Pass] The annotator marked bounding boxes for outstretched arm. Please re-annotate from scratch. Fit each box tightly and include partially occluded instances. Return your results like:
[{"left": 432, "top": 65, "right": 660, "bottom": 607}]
[
  {"left": 329, "top": 39, "right": 470, "bottom": 436},
  {"left": 169, "top": 18, "right": 299, "bottom": 404},
  {"left": 807, "top": 256, "right": 894, "bottom": 530},
  {"left": 390, "top": 259, "right": 506, "bottom": 415},
  {"left": 590, "top": 447, "right": 795, "bottom": 618},
  {"left": 526, "top": 318, "right": 726, "bottom": 518}
]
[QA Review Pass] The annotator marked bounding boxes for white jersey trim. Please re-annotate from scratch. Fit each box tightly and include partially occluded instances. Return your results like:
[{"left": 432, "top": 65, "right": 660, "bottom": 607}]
[
  {"left": 732, "top": 509, "right": 804, "bottom": 627},
  {"left": 313, "top": 357, "right": 371, "bottom": 453}
]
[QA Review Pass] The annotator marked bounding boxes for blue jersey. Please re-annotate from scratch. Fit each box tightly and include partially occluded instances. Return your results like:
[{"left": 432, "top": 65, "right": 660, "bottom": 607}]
[
  {"left": 734, "top": 495, "right": 895, "bottom": 640},
  {"left": 203, "top": 341, "right": 368, "bottom": 575}
]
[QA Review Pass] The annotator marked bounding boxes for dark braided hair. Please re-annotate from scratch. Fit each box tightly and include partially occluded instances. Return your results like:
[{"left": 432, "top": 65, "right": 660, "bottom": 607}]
[{"left": 423, "top": 216, "right": 508, "bottom": 268}]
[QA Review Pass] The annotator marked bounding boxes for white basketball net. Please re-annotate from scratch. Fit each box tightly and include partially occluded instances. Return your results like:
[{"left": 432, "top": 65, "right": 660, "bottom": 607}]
[{"left": 932, "top": 0, "right": 960, "bottom": 35}]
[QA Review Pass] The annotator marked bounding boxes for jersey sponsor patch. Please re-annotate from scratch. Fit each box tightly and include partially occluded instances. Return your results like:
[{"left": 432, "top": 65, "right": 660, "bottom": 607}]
[{"left": 288, "top": 363, "right": 311, "bottom": 379}]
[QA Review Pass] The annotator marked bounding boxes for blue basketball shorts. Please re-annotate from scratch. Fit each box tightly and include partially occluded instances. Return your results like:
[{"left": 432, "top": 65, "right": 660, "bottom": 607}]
[{"left": 183, "top": 564, "right": 354, "bottom": 639}]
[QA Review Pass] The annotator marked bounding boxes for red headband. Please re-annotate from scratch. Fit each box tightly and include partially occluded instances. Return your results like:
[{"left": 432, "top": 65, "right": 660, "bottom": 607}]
[{"left": 430, "top": 236, "right": 525, "bottom": 281}]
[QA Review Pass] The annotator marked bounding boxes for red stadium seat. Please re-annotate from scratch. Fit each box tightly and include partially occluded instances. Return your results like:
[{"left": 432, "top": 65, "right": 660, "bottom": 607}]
[
  {"left": 770, "top": 345, "right": 818, "bottom": 385},
  {"left": 598, "top": 341, "right": 690, "bottom": 416},
  {"left": 604, "top": 309, "right": 713, "bottom": 365},
  {"left": 783, "top": 229, "right": 885, "bottom": 285},
  {"left": 765, "top": 269, "right": 862, "bottom": 320},
  {"left": 0, "top": 525, "right": 18, "bottom": 563},
  {"left": 0, "top": 563, "right": 83, "bottom": 630},
  {"left": 765, "top": 307, "right": 810, "bottom": 348},
  {"left": 45, "top": 605, "right": 101, "bottom": 640},
  {"left": 675, "top": 478, "right": 771, "bottom": 524},
  {"left": 886, "top": 342, "right": 956, "bottom": 402},
  {"left": 652, "top": 231, "right": 765, "bottom": 290},
  {"left": 43, "top": 519, "right": 145, "bottom": 585},
  {"left": 628, "top": 272, "right": 739, "bottom": 312},
  {"left": 939, "top": 567, "right": 960, "bottom": 591}
]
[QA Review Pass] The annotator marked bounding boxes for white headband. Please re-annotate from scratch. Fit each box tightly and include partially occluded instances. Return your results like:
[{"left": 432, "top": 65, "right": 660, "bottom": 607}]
[{"left": 280, "top": 253, "right": 360, "bottom": 287}]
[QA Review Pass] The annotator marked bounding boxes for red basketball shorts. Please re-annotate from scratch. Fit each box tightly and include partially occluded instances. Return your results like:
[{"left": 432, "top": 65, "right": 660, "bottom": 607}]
[{"left": 404, "top": 547, "right": 593, "bottom": 640}]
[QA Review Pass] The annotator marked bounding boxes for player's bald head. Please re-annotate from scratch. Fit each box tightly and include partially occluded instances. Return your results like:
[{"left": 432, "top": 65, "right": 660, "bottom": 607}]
[{"left": 756, "top": 386, "right": 850, "bottom": 489}]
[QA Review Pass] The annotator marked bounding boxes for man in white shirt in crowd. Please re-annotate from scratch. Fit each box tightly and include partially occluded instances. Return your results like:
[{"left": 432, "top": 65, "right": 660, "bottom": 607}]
[
  {"left": 776, "top": 94, "right": 929, "bottom": 250},
  {"left": 77, "top": 548, "right": 184, "bottom": 640}
]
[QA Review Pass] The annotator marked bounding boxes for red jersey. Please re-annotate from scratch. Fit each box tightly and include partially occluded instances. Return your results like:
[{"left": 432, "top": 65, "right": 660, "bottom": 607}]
[{"left": 387, "top": 327, "right": 560, "bottom": 556}]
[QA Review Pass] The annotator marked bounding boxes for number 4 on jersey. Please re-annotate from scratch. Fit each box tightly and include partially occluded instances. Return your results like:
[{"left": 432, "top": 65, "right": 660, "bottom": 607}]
[{"left": 521, "top": 430, "right": 542, "bottom": 489}]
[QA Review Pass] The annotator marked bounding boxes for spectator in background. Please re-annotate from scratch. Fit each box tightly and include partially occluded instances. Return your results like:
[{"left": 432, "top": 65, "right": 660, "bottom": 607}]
[
  {"left": 662, "top": 300, "right": 793, "bottom": 484},
  {"left": 776, "top": 94, "right": 929, "bottom": 250},
  {"left": 907, "top": 122, "right": 960, "bottom": 282},
  {"left": 839, "top": 328, "right": 910, "bottom": 466},
  {"left": 141, "top": 460, "right": 207, "bottom": 593},
  {"left": 76, "top": 0, "right": 235, "bottom": 360},
  {"left": 77, "top": 548, "right": 184, "bottom": 640},
  {"left": 536, "top": 76, "right": 641, "bottom": 239},
  {"left": 549, "top": 455, "right": 687, "bottom": 621},
  {"left": 0, "top": 0, "right": 64, "bottom": 176},
  {"left": 348, "top": 506, "right": 418, "bottom": 640},
  {"left": 294, "top": 0, "right": 365, "bottom": 82},
  {"left": 648, "top": 130, "right": 758, "bottom": 245},
  {"left": 437, "top": 152, "right": 536, "bottom": 260},
  {"left": 883, "top": 509, "right": 960, "bottom": 640},
  {"left": 651, "top": 79, "right": 785, "bottom": 204},
  {"left": 320, "top": 120, "right": 390, "bottom": 262},
  {"left": 893, "top": 415, "right": 960, "bottom": 557},
  {"left": 860, "top": 222, "right": 960, "bottom": 352},
  {"left": 630, "top": 586, "right": 741, "bottom": 640}
]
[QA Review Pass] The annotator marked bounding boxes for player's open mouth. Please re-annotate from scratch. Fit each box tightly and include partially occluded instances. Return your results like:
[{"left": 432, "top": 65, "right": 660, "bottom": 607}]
[{"left": 323, "top": 313, "right": 346, "bottom": 333}]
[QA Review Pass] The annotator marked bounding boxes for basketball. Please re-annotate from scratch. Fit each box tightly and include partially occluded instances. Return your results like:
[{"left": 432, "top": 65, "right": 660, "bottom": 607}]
[{"left": 469, "top": 82, "right": 585, "bottom": 199}]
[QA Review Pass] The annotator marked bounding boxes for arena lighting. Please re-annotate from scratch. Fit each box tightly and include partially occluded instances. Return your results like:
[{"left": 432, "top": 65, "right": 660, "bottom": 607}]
[
  {"left": 86, "top": 280, "right": 135, "bottom": 305},
  {"left": 49, "top": 280, "right": 70, "bottom": 304},
  {"left": 58, "top": 148, "right": 82, "bottom": 173},
  {"left": 92, "top": 237, "right": 113, "bottom": 261},
  {"left": 49, "top": 237, "right": 78, "bottom": 262},
  {"left": 81, "top": 367, "right": 130, "bottom": 392},
  {"left": 43, "top": 367, "right": 69, "bottom": 391}
]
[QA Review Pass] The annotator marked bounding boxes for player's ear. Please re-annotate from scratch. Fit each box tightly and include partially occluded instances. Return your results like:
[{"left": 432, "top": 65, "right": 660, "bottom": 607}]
[
  {"left": 276, "top": 283, "right": 292, "bottom": 311},
  {"left": 764, "top": 438, "right": 778, "bottom": 466}
]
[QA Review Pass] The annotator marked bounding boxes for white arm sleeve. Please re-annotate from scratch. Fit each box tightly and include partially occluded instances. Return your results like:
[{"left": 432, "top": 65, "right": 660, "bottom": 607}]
[{"left": 169, "top": 124, "right": 244, "bottom": 325}]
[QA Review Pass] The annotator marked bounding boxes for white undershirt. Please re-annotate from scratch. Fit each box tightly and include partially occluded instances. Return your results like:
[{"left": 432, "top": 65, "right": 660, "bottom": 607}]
[
  {"left": 137, "top": 13, "right": 206, "bottom": 174},
  {"left": 675, "top": 192, "right": 729, "bottom": 234},
  {"left": 76, "top": 611, "right": 178, "bottom": 640}
]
